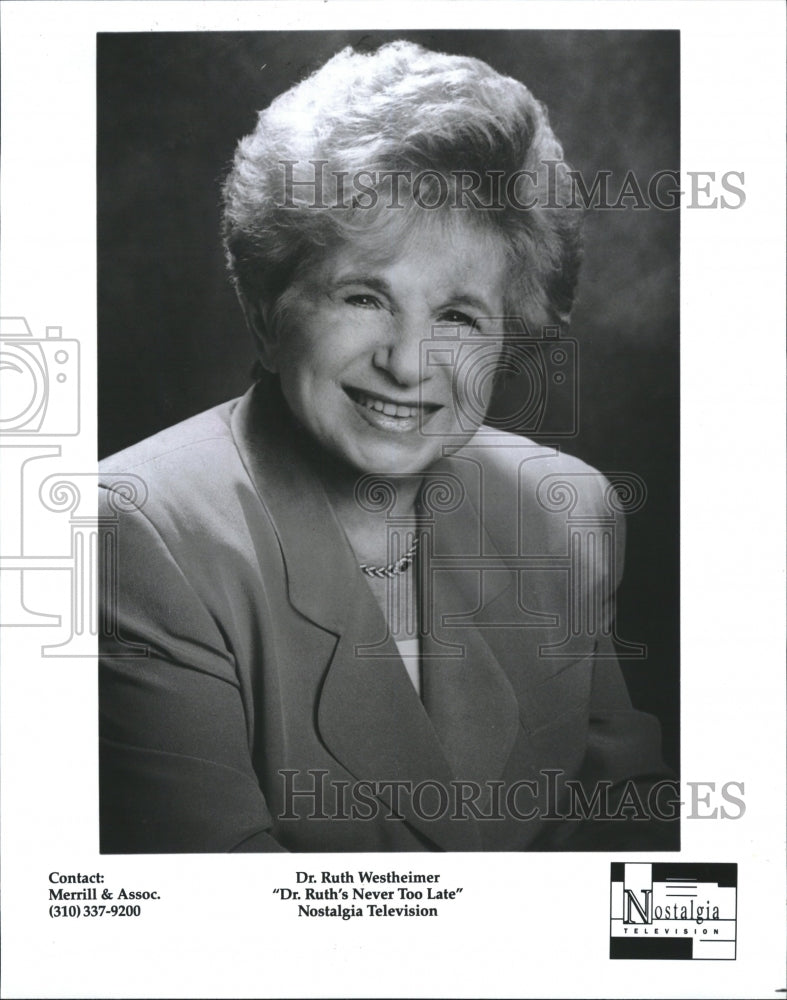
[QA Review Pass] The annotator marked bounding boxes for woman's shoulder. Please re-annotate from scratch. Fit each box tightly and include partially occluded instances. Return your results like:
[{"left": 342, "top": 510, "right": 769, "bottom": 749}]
[
  {"left": 444, "top": 427, "right": 623, "bottom": 564},
  {"left": 452, "top": 426, "right": 613, "bottom": 510},
  {"left": 98, "top": 398, "right": 252, "bottom": 542},
  {"left": 99, "top": 398, "right": 239, "bottom": 478}
]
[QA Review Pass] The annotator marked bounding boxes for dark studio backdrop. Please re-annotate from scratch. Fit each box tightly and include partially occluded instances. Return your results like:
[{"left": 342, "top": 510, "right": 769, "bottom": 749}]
[{"left": 97, "top": 30, "right": 680, "bottom": 774}]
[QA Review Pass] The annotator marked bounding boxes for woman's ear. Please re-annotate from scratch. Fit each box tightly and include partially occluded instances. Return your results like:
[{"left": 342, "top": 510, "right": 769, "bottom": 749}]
[{"left": 240, "top": 293, "right": 279, "bottom": 373}]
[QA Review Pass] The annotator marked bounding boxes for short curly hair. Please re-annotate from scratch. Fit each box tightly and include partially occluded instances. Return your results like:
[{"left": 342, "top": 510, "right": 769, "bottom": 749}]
[{"left": 222, "top": 40, "right": 582, "bottom": 332}]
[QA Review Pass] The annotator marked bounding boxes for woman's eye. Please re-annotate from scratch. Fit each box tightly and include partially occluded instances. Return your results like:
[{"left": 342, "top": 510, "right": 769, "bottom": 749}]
[
  {"left": 439, "top": 309, "right": 475, "bottom": 327},
  {"left": 345, "top": 294, "right": 381, "bottom": 309}
]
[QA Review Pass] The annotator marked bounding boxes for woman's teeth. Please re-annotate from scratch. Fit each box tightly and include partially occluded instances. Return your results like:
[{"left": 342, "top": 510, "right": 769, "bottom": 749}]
[{"left": 354, "top": 391, "right": 419, "bottom": 418}]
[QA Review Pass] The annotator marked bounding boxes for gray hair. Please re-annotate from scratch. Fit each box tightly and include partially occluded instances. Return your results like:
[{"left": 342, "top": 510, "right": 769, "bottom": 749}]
[{"left": 222, "top": 40, "right": 583, "bottom": 333}]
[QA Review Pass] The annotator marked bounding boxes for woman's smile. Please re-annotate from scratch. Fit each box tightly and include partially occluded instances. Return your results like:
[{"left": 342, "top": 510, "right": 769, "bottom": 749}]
[{"left": 343, "top": 384, "right": 442, "bottom": 433}]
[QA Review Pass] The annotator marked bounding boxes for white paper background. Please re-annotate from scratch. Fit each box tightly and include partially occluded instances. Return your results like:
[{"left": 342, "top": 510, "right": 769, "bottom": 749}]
[{"left": 1, "top": 2, "right": 784, "bottom": 998}]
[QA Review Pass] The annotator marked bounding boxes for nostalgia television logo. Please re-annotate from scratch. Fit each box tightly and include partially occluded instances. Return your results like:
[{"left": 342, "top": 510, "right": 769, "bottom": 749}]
[{"left": 610, "top": 863, "right": 737, "bottom": 960}]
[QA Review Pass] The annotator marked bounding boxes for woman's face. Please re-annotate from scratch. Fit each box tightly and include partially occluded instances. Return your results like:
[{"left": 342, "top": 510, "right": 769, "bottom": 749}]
[{"left": 266, "top": 219, "right": 509, "bottom": 476}]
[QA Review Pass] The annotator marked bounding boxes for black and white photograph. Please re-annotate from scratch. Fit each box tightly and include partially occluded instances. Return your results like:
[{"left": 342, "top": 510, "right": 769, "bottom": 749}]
[
  {"left": 97, "top": 30, "right": 680, "bottom": 855},
  {"left": 0, "top": 2, "right": 784, "bottom": 998}
]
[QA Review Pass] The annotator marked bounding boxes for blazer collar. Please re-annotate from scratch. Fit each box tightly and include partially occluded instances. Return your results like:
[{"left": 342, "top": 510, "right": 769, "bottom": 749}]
[{"left": 230, "top": 380, "right": 511, "bottom": 635}]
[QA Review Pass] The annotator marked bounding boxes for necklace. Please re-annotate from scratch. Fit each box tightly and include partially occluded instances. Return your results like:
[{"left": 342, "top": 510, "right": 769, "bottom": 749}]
[{"left": 359, "top": 537, "right": 419, "bottom": 579}]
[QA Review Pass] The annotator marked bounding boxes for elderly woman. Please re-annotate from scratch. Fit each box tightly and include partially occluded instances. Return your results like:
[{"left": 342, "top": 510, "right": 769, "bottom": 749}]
[{"left": 99, "top": 41, "right": 674, "bottom": 852}]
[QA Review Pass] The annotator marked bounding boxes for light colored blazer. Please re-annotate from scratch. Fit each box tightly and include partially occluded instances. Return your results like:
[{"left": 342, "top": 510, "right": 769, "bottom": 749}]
[{"left": 99, "top": 381, "right": 672, "bottom": 853}]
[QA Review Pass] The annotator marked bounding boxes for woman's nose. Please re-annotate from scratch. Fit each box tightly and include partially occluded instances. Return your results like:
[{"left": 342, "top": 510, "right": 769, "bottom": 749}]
[{"left": 373, "top": 312, "right": 428, "bottom": 387}]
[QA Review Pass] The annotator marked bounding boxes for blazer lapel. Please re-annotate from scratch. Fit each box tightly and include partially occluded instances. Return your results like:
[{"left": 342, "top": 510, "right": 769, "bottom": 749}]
[
  {"left": 317, "top": 583, "right": 484, "bottom": 851},
  {"left": 231, "top": 382, "right": 355, "bottom": 633},
  {"left": 419, "top": 468, "right": 521, "bottom": 787}
]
